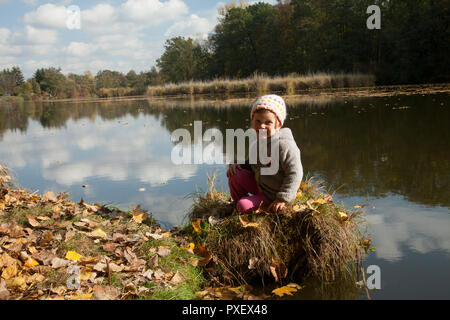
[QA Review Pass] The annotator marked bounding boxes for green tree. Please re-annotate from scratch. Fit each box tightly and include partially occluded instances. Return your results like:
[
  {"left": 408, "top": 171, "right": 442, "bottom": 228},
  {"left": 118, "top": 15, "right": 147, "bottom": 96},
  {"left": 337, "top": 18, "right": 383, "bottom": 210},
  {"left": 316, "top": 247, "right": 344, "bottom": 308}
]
[
  {"left": 33, "top": 67, "right": 66, "bottom": 97},
  {"left": 157, "top": 37, "right": 198, "bottom": 83}
]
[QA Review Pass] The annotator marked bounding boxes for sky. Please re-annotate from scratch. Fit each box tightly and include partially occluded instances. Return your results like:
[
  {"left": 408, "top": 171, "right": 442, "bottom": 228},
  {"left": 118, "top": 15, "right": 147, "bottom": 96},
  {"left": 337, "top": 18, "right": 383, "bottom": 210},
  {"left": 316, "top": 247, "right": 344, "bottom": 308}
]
[{"left": 0, "top": 0, "right": 277, "bottom": 79}]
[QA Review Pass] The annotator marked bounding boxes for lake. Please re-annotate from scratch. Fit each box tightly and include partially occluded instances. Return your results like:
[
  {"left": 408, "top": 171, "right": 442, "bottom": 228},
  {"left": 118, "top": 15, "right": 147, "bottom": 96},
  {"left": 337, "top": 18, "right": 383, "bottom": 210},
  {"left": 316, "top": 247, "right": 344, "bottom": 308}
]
[{"left": 0, "top": 91, "right": 449, "bottom": 299}]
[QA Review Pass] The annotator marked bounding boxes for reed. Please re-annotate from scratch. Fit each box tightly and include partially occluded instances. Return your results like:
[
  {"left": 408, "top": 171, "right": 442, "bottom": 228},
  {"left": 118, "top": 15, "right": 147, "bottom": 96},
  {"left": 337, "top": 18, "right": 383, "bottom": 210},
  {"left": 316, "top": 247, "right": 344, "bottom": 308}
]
[{"left": 147, "top": 72, "right": 376, "bottom": 97}]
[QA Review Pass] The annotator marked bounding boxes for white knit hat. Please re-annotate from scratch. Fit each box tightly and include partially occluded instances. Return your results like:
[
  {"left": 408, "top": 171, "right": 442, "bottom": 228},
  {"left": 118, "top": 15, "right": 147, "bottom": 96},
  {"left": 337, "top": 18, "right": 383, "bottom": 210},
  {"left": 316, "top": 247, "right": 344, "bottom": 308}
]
[{"left": 251, "top": 94, "right": 287, "bottom": 126}]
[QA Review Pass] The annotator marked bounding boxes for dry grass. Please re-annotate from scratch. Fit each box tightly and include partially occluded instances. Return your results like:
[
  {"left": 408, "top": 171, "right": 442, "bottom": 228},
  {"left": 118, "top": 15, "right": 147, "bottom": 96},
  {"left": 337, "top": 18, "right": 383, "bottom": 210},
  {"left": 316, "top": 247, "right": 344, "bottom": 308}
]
[
  {"left": 146, "top": 73, "right": 376, "bottom": 97},
  {"left": 0, "top": 164, "right": 11, "bottom": 188},
  {"left": 185, "top": 177, "right": 369, "bottom": 286}
]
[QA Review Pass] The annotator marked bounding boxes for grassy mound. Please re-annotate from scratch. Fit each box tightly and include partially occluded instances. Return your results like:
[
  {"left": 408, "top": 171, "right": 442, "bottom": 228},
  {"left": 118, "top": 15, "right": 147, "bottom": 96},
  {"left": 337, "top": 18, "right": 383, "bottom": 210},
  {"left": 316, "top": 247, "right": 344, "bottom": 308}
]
[{"left": 184, "top": 178, "right": 369, "bottom": 286}]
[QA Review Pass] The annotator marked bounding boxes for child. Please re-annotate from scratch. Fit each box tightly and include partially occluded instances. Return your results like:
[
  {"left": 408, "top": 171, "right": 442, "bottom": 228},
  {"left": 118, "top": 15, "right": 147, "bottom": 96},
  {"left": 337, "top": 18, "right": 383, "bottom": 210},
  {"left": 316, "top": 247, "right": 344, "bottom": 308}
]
[{"left": 227, "top": 94, "right": 303, "bottom": 213}]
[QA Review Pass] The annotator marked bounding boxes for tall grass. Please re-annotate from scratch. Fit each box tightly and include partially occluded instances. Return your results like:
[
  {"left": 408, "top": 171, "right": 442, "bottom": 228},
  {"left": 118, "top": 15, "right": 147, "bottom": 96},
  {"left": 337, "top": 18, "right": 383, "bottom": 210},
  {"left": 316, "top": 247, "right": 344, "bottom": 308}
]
[{"left": 147, "top": 72, "right": 376, "bottom": 97}]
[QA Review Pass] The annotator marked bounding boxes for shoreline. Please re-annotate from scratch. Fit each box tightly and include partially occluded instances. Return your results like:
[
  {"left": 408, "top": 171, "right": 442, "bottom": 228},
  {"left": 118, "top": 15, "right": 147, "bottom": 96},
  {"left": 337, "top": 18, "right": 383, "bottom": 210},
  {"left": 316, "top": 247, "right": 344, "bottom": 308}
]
[{"left": 1, "top": 83, "right": 449, "bottom": 105}]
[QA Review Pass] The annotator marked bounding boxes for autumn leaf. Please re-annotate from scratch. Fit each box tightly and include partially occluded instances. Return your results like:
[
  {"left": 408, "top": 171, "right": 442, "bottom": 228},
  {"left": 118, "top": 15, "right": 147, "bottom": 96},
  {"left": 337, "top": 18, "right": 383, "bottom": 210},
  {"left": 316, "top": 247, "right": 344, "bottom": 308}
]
[
  {"left": 296, "top": 191, "right": 302, "bottom": 199},
  {"left": 70, "top": 293, "right": 93, "bottom": 300},
  {"left": 353, "top": 205, "right": 362, "bottom": 209},
  {"left": 192, "top": 219, "right": 202, "bottom": 233},
  {"left": 239, "top": 215, "right": 259, "bottom": 228},
  {"left": 24, "top": 257, "right": 39, "bottom": 268},
  {"left": 338, "top": 211, "right": 348, "bottom": 221},
  {"left": 131, "top": 205, "right": 147, "bottom": 224},
  {"left": 1, "top": 265, "right": 17, "bottom": 280},
  {"left": 89, "top": 228, "right": 107, "bottom": 239},
  {"left": 65, "top": 250, "right": 82, "bottom": 261},
  {"left": 194, "top": 243, "right": 212, "bottom": 267},
  {"left": 272, "top": 285, "right": 299, "bottom": 297},
  {"left": 313, "top": 198, "right": 327, "bottom": 205},
  {"left": 27, "top": 216, "right": 40, "bottom": 228},
  {"left": 300, "top": 182, "right": 307, "bottom": 190},
  {"left": 5, "top": 277, "right": 26, "bottom": 289}
]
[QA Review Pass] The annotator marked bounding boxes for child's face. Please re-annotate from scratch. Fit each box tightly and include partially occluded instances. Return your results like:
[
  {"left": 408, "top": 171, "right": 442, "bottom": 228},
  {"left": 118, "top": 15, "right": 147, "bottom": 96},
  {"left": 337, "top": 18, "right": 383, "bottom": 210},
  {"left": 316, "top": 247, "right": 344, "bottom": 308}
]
[{"left": 252, "top": 110, "right": 281, "bottom": 138}]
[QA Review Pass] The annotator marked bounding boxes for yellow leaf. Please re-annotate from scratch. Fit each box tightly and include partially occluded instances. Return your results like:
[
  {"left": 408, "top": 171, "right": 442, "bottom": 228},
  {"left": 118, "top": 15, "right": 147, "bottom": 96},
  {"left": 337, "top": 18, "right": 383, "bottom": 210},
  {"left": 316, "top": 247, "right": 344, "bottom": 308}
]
[
  {"left": 80, "top": 269, "right": 92, "bottom": 281},
  {"left": 70, "top": 293, "right": 93, "bottom": 300},
  {"left": 1, "top": 265, "right": 17, "bottom": 280},
  {"left": 192, "top": 219, "right": 202, "bottom": 233},
  {"left": 5, "top": 277, "right": 26, "bottom": 289},
  {"left": 28, "top": 246, "right": 38, "bottom": 254},
  {"left": 338, "top": 211, "right": 348, "bottom": 221},
  {"left": 238, "top": 215, "right": 259, "bottom": 228},
  {"left": 300, "top": 182, "right": 307, "bottom": 190},
  {"left": 272, "top": 285, "right": 298, "bottom": 297},
  {"left": 24, "top": 257, "right": 39, "bottom": 268},
  {"left": 313, "top": 199, "right": 327, "bottom": 205},
  {"left": 65, "top": 251, "right": 82, "bottom": 261},
  {"left": 296, "top": 191, "right": 302, "bottom": 199},
  {"left": 131, "top": 205, "right": 147, "bottom": 224},
  {"left": 90, "top": 228, "right": 107, "bottom": 239},
  {"left": 353, "top": 205, "right": 362, "bottom": 209}
]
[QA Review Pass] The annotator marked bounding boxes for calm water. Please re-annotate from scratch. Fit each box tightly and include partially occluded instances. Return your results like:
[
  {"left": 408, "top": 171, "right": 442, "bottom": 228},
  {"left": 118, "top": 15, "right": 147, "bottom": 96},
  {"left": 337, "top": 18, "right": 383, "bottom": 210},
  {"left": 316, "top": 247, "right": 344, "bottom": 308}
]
[{"left": 0, "top": 93, "right": 449, "bottom": 299}]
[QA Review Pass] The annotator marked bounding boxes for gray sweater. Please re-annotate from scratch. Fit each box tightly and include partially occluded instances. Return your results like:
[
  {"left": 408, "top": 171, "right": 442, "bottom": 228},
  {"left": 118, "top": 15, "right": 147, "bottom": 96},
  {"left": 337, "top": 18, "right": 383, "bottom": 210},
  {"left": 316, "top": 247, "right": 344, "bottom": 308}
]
[{"left": 248, "top": 128, "right": 303, "bottom": 202}]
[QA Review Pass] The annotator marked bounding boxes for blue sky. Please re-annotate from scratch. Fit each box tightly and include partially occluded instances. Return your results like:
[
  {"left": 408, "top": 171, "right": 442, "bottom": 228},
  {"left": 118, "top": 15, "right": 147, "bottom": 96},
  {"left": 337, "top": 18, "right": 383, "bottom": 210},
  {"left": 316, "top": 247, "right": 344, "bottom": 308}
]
[{"left": 0, "top": 0, "right": 276, "bottom": 78}]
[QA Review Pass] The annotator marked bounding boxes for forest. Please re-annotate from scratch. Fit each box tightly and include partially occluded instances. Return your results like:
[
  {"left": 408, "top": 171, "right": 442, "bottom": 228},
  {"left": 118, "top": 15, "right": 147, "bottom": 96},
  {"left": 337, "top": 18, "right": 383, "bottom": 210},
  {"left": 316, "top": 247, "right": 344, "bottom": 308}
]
[{"left": 1, "top": 0, "right": 448, "bottom": 99}]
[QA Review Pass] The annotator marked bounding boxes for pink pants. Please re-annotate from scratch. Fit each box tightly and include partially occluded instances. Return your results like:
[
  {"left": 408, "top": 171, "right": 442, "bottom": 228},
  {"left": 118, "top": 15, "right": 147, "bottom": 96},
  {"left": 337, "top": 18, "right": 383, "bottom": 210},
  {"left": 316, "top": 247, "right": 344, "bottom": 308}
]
[{"left": 228, "top": 168, "right": 270, "bottom": 213}]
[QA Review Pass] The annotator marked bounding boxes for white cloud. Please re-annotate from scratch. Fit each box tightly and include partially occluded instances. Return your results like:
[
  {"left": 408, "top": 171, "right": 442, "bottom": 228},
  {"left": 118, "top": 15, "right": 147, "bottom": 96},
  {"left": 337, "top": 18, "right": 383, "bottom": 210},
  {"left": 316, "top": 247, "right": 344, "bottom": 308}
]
[
  {"left": 25, "top": 25, "right": 58, "bottom": 44},
  {"left": 0, "top": 28, "right": 11, "bottom": 44},
  {"left": 65, "top": 42, "right": 94, "bottom": 57},
  {"left": 121, "top": 0, "right": 188, "bottom": 25},
  {"left": 23, "top": 3, "right": 70, "bottom": 29},
  {"left": 164, "top": 14, "right": 216, "bottom": 39}
]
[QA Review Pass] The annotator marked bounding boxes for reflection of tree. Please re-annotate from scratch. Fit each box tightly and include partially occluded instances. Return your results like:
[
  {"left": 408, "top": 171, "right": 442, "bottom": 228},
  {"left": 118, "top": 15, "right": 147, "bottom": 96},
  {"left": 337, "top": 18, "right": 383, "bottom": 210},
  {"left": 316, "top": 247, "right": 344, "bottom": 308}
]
[{"left": 0, "top": 94, "right": 448, "bottom": 208}]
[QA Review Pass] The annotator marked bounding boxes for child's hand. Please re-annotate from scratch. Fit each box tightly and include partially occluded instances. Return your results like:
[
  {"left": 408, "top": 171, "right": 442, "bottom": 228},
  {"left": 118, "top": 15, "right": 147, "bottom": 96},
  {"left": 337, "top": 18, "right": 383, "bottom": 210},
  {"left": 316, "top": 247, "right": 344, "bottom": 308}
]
[
  {"left": 268, "top": 199, "right": 286, "bottom": 212},
  {"left": 226, "top": 164, "right": 241, "bottom": 178}
]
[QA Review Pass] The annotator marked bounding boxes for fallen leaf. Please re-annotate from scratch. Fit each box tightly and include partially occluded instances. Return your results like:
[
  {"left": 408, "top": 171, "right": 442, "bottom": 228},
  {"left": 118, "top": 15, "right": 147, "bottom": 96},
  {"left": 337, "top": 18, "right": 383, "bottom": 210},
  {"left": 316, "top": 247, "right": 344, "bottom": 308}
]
[
  {"left": 5, "top": 277, "right": 26, "bottom": 289},
  {"left": 353, "top": 205, "right": 362, "bottom": 209},
  {"left": 272, "top": 285, "right": 298, "bottom": 297},
  {"left": 194, "top": 243, "right": 212, "bottom": 267},
  {"left": 0, "top": 279, "right": 10, "bottom": 299},
  {"left": 145, "top": 233, "right": 163, "bottom": 240},
  {"left": 338, "top": 211, "right": 348, "bottom": 221},
  {"left": 1, "top": 265, "right": 17, "bottom": 280},
  {"left": 239, "top": 215, "right": 259, "bottom": 228},
  {"left": 102, "top": 243, "right": 117, "bottom": 252},
  {"left": 27, "top": 216, "right": 40, "bottom": 228},
  {"left": 131, "top": 205, "right": 147, "bottom": 224},
  {"left": 147, "top": 254, "right": 158, "bottom": 269},
  {"left": 157, "top": 246, "right": 171, "bottom": 258},
  {"left": 169, "top": 271, "right": 184, "bottom": 285},
  {"left": 296, "top": 191, "right": 302, "bottom": 199},
  {"left": 313, "top": 198, "right": 327, "bottom": 205},
  {"left": 65, "top": 251, "right": 82, "bottom": 261},
  {"left": 42, "top": 191, "right": 57, "bottom": 202},
  {"left": 92, "top": 285, "right": 120, "bottom": 300},
  {"left": 24, "top": 257, "right": 39, "bottom": 268},
  {"left": 70, "top": 293, "right": 93, "bottom": 300},
  {"left": 89, "top": 228, "right": 107, "bottom": 239},
  {"left": 192, "top": 219, "right": 202, "bottom": 233},
  {"left": 51, "top": 258, "right": 70, "bottom": 269}
]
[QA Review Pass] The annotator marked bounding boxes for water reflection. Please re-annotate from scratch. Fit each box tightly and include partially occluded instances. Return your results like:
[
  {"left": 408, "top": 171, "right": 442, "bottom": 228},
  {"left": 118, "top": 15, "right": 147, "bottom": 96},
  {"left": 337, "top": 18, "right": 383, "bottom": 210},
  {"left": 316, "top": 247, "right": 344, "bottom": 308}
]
[{"left": 1, "top": 95, "right": 449, "bottom": 297}]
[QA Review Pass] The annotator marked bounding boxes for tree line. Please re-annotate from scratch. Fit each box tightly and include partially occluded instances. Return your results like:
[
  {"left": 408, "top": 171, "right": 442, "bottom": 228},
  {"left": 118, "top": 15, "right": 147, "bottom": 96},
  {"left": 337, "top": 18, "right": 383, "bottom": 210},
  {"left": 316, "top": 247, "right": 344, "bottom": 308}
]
[
  {"left": 1, "top": 0, "right": 448, "bottom": 100},
  {"left": 157, "top": 0, "right": 449, "bottom": 85},
  {"left": 0, "top": 66, "right": 164, "bottom": 100}
]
